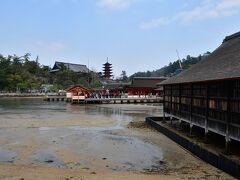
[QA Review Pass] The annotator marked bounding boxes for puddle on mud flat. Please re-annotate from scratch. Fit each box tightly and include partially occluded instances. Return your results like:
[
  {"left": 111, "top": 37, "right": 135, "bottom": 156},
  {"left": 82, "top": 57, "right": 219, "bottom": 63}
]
[
  {"left": 47, "top": 128, "right": 166, "bottom": 172},
  {"left": 0, "top": 148, "right": 17, "bottom": 163},
  {"left": 30, "top": 149, "right": 65, "bottom": 167},
  {"left": 0, "top": 99, "right": 166, "bottom": 172}
]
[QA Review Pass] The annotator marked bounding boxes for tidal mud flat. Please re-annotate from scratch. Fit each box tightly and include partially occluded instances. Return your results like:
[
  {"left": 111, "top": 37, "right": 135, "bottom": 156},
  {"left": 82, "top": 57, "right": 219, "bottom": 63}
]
[{"left": 0, "top": 98, "right": 233, "bottom": 179}]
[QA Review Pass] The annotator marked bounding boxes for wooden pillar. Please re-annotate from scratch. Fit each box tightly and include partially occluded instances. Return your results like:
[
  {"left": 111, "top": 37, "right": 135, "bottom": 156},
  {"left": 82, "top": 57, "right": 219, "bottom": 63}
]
[
  {"left": 163, "top": 85, "right": 165, "bottom": 120},
  {"left": 170, "top": 85, "right": 173, "bottom": 115},
  {"left": 190, "top": 84, "right": 194, "bottom": 136},
  {"left": 190, "top": 124, "right": 193, "bottom": 136},
  {"left": 205, "top": 83, "right": 209, "bottom": 137},
  {"left": 225, "top": 80, "right": 232, "bottom": 154},
  {"left": 190, "top": 84, "right": 193, "bottom": 126},
  {"left": 179, "top": 84, "right": 182, "bottom": 116}
]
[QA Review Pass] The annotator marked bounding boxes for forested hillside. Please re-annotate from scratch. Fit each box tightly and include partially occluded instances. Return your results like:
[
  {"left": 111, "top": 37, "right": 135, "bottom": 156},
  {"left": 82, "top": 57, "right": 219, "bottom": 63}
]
[
  {"left": 0, "top": 54, "right": 101, "bottom": 92},
  {"left": 130, "top": 53, "right": 210, "bottom": 78}
]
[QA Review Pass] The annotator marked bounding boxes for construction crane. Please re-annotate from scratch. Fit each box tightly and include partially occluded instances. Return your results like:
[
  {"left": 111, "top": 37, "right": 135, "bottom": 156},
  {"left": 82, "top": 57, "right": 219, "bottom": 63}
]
[{"left": 176, "top": 50, "right": 183, "bottom": 70}]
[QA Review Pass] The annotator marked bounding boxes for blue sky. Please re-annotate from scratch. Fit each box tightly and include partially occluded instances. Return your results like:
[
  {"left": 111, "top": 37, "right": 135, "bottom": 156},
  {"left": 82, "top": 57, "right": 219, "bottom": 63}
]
[{"left": 0, "top": 0, "right": 240, "bottom": 77}]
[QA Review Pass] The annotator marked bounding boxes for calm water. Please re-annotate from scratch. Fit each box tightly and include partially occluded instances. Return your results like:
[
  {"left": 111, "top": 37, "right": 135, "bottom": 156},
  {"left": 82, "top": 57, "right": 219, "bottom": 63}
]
[
  {"left": 0, "top": 98, "right": 164, "bottom": 172},
  {"left": 0, "top": 98, "right": 162, "bottom": 124}
]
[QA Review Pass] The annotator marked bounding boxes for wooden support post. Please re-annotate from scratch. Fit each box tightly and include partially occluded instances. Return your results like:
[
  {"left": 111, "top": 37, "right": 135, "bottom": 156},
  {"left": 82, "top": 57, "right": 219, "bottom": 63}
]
[
  {"left": 190, "top": 83, "right": 193, "bottom": 127},
  {"left": 163, "top": 85, "right": 166, "bottom": 121},
  {"left": 225, "top": 81, "right": 232, "bottom": 154},
  {"left": 205, "top": 84, "right": 209, "bottom": 135},
  {"left": 204, "top": 131, "right": 209, "bottom": 144},
  {"left": 225, "top": 139, "right": 231, "bottom": 155},
  {"left": 170, "top": 85, "right": 173, "bottom": 115},
  {"left": 190, "top": 124, "right": 193, "bottom": 136},
  {"left": 179, "top": 84, "right": 181, "bottom": 117}
]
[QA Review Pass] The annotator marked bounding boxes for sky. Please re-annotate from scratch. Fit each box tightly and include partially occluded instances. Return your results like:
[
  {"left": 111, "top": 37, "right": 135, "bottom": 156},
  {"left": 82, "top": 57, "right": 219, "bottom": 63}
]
[{"left": 0, "top": 0, "right": 240, "bottom": 77}]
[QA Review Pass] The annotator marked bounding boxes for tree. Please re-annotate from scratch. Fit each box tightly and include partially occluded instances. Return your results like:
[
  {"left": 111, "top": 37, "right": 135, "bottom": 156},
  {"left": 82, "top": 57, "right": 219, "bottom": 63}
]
[
  {"left": 120, "top": 70, "right": 128, "bottom": 82},
  {"left": 129, "top": 52, "right": 210, "bottom": 78}
]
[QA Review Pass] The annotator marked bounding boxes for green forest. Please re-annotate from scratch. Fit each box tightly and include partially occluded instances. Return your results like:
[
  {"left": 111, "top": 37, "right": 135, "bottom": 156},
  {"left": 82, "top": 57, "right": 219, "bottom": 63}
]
[
  {"left": 0, "top": 54, "right": 101, "bottom": 92},
  {"left": 129, "top": 53, "right": 210, "bottom": 78}
]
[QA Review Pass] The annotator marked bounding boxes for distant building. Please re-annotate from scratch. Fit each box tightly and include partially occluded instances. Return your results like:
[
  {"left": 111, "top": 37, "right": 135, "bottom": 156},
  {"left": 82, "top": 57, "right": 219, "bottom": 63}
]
[
  {"left": 102, "top": 60, "right": 113, "bottom": 80},
  {"left": 160, "top": 31, "right": 240, "bottom": 148},
  {"left": 66, "top": 85, "right": 92, "bottom": 100},
  {"left": 101, "top": 77, "right": 166, "bottom": 96},
  {"left": 125, "top": 77, "right": 167, "bottom": 96},
  {"left": 51, "top": 61, "right": 89, "bottom": 73},
  {"left": 103, "top": 81, "right": 131, "bottom": 95},
  {"left": 40, "top": 84, "right": 54, "bottom": 93}
]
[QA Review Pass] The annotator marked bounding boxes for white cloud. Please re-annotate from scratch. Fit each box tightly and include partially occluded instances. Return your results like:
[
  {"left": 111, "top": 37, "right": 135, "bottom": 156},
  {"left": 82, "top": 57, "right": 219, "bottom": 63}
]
[
  {"left": 140, "top": 0, "right": 240, "bottom": 29},
  {"left": 97, "top": 0, "right": 133, "bottom": 9}
]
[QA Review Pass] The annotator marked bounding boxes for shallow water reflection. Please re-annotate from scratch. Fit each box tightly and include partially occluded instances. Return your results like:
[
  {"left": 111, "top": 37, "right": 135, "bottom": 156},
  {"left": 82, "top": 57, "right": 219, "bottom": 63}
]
[{"left": 0, "top": 98, "right": 164, "bottom": 171}]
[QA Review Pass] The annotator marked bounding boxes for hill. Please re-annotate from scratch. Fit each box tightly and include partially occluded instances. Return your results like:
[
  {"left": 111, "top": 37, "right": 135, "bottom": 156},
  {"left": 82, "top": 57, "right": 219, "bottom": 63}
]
[{"left": 129, "top": 52, "right": 211, "bottom": 79}]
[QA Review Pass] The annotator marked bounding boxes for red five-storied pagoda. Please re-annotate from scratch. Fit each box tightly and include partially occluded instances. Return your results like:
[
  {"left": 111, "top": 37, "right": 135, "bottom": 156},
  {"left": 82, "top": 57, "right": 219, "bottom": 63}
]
[{"left": 102, "top": 58, "right": 113, "bottom": 80}]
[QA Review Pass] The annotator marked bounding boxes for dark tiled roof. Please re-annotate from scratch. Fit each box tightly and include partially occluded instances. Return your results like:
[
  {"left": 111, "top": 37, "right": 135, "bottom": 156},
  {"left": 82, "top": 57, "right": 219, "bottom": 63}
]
[
  {"left": 160, "top": 32, "right": 240, "bottom": 85},
  {"left": 103, "top": 62, "right": 112, "bottom": 66},
  {"left": 52, "top": 61, "right": 89, "bottom": 73},
  {"left": 130, "top": 77, "right": 167, "bottom": 88},
  {"left": 104, "top": 82, "right": 131, "bottom": 90}
]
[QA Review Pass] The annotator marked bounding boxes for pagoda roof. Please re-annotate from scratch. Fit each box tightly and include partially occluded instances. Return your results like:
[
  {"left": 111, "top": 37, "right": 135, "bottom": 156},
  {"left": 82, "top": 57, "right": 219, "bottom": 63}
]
[{"left": 103, "top": 62, "right": 112, "bottom": 66}]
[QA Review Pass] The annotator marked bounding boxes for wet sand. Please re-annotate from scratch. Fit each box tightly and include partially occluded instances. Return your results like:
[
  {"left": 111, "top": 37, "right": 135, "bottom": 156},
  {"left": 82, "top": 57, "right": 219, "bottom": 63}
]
[{"left": 0, "top": 99, "right": 233, "bottom": 179}]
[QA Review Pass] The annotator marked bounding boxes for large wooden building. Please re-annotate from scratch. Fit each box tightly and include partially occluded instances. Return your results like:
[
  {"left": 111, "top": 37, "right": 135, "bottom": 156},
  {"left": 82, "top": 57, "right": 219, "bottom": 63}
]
[
  {"left": 125, "top": 77, "right": 166, "bottom": 96},
  {"left": 51, "top": 61, "right": 89, "bottom": 73},
  {"left": 101, "top": 77, "right": 166, "bottom": 97},
  {"left": 160, "top": 32, "right": 240, "bottom": 145}
]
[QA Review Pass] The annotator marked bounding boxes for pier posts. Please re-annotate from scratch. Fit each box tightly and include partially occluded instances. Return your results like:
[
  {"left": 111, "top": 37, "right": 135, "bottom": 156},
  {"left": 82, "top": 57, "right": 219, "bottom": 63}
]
[
  {"left": 190, "top": 124, "right": 193, "bottom": 136},
  {"left": 225, "top": 138, "right": 231, "bottom": 155},
  {"left": 204, "top": 131, "right": 209, "bottom": 144}
]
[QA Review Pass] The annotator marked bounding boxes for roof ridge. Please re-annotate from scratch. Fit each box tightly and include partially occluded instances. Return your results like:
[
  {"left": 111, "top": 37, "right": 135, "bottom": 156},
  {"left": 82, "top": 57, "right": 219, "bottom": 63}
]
[
  {"left": 223, "top": 31, "right": 240, "bottom": 42},
  {"left": 133, "top": 77, "right": 166, "bottom": 79},
  {"left": 55, "top": 61, "right": 87, "bottom": 66}
]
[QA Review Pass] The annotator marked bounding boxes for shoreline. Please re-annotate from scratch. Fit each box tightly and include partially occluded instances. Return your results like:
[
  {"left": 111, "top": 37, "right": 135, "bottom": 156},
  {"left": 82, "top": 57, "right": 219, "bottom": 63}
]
[
  {"left": 146, "top": 116, "right": 239, "bottom": 179},
  {"left": 0, "top": 93, "right": 58, "bottom": 98}
]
